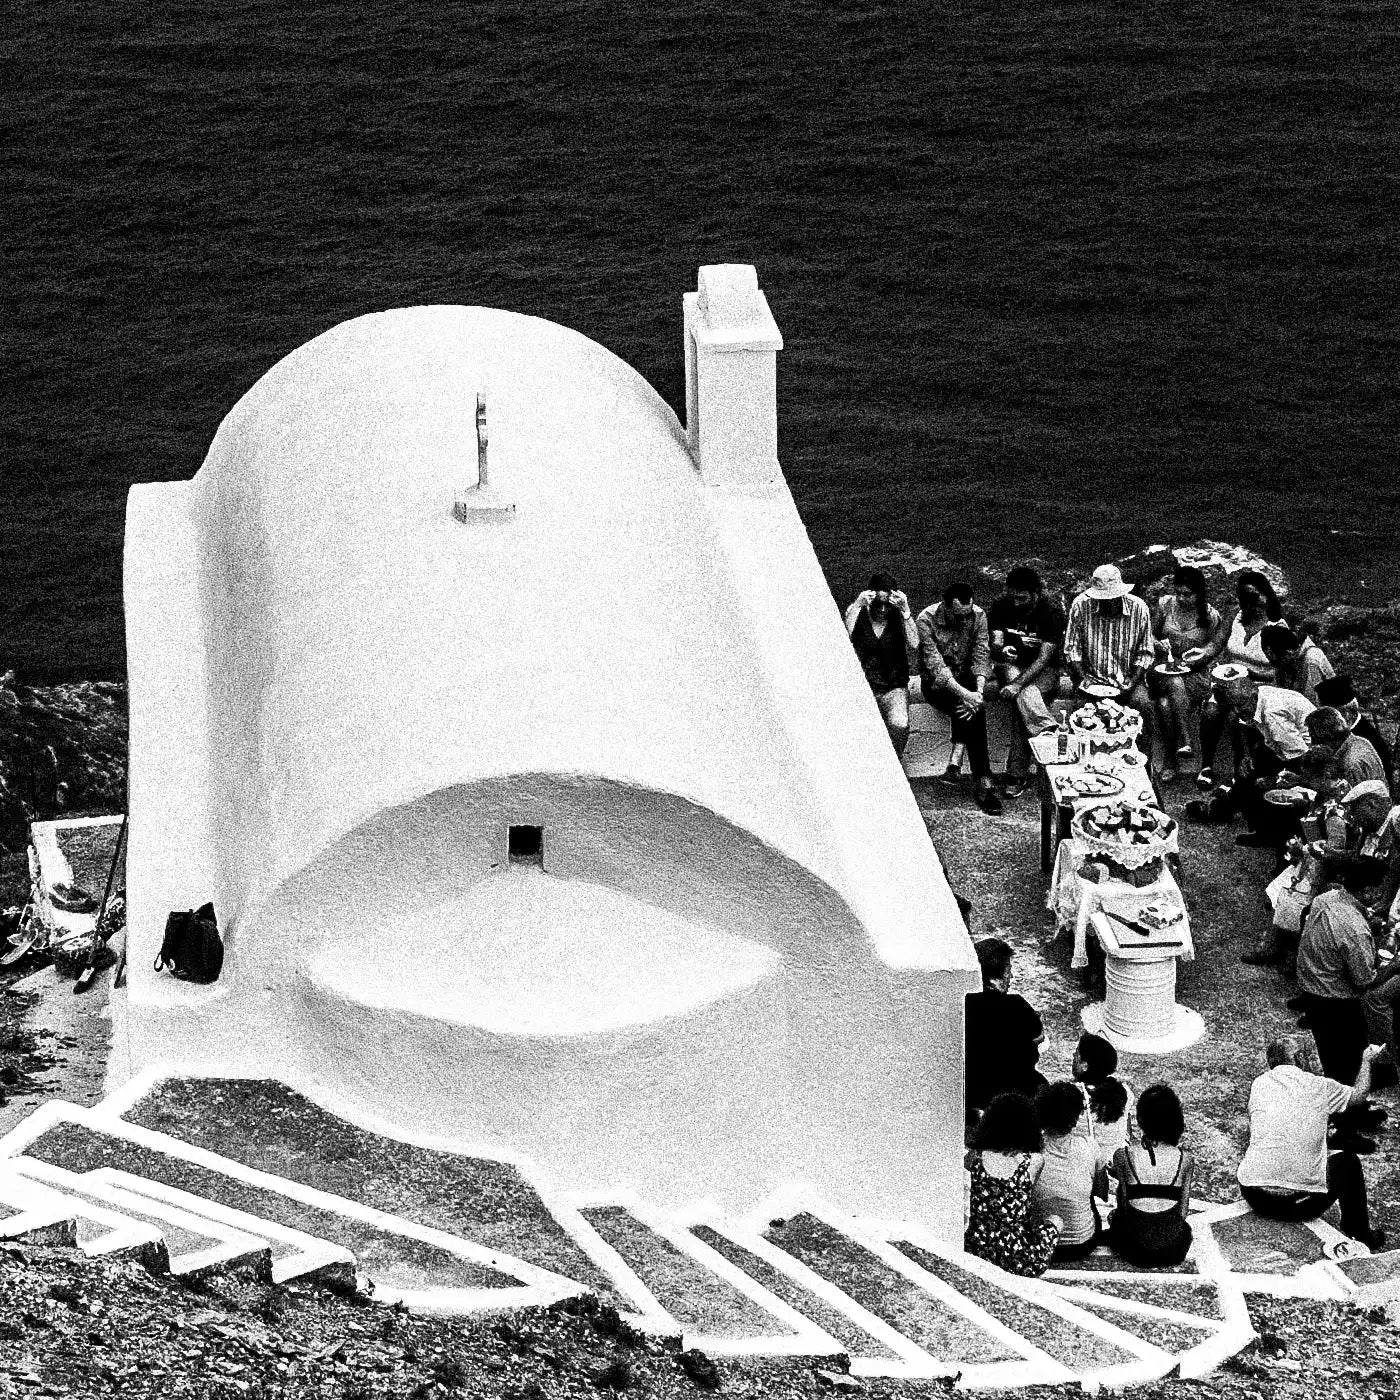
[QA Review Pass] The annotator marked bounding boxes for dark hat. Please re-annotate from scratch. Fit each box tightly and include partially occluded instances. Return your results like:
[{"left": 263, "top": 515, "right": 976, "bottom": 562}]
[{"left": 1315, "top": 674, "right": 1359, "bottom": 707}]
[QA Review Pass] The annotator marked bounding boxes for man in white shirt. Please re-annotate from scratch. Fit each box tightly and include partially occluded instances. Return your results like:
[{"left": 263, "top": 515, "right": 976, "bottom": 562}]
[
  {"left": 1237, "top": 1034, "right": 1386, "bottom": 1249},
  {"left": 1188, "top": 677, "right": 1314, "bottom": 845}
]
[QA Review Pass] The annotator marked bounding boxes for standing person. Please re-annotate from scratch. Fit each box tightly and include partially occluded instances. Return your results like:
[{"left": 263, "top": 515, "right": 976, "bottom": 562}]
[
  {"left": 1034, "top": 1082, "right": 1109, "bottom": 1263},
  {"left": 1062, "top": 565, "right": 1155, "bottom": 752},
  {"left": 917, "top": 582, "right": 1001, "bottom": 814},
  {"left": 986, "top": 565, "right": 1066, "bottom": 799},
  {"left": 1196, "top": 570, "right": 1286, "bottom": 788},
  {"left": 1262, "top": 623, "right": 1335, "bottom": 705},
  {"left": 964, "top": 1093, "right": 1063, "bottom": 1277},
  {"left": 1237, "top": 1035, "right": 1387, "bottom": 1250},
  {"left": 1295, "top": 854, "right": 1392, "bottom": 1082},
  {"left": 1107, "top": 1085, "right": 1195, "bottom": 1269},
  {"left": 1316, "top": 675, "right": 1395, "bottom": 788},
  {"left": 963, "top": 937, "right": 1048, "bottom": 1120},
  {"left": 845, "top": 572, "right": 918, "bottom": 754},
  {"left": 1150, "top": 564, "right": 1224, "bottom": 781}
]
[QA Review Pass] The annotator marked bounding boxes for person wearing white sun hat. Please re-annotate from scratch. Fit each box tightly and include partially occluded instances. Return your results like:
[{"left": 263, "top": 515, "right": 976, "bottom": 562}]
[{"left": 1062, "top": 563, "right": 1155, "bottom": 752}]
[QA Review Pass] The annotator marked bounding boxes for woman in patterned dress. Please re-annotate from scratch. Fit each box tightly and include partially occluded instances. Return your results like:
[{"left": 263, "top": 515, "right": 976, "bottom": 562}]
[{"left": 964, "top": 1092, "right": 1062, "bottom": 1277}]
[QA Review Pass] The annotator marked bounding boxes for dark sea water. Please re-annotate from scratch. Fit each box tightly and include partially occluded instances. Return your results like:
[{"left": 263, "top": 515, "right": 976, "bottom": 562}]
[{"left": 4, "top": 0, "right": 1398, "bottom": 679}]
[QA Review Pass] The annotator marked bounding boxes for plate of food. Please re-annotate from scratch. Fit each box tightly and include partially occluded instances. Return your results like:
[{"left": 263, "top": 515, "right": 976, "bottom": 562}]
[
  {"left": 1264, "top": 786, "right": 1317, "bottom": 807},
  {"left": 1079, "top": 681, "right": 1122, "bottom": 698},
  {"left": 1152, "top": 662, "right": 1191, "bottom": 677},
  {"left": 1072, "top": 799, "right": 1178, "bottom": 856},
  {"left": 1052, "top": 771, "right": 1125, "bottom": 800},
  {"left": 1211, "top": 662, "right": 1250, "bottom": 683}
]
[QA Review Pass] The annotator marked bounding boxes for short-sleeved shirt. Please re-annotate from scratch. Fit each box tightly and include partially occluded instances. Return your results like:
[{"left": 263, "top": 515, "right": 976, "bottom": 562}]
[
  {"left": 987, "top": 594, "right": 1067, "bottom": 664},
  {"left": 1153, "top": 595, "right": 1221, "bottom": 658},
  {"left": 1274, "top": 641, "right": 1335, "bottom": 704},
  {"left": 1034, "top": 1133, "right": 1101, "bottom": 1245},
  {"left": 1331, "top": 733, "right": 1387, "bottom": 792},
  {"left": 964, "top": 990, "right": 1043, "bottom": 1112},
  {"left": 1252, "top": 685, "right": 1315, "bottom": 761},
  {"left": 1237, "top": 1065, "right": 1352, "bottom": 1195},
  {"left": 1296, "top": 887, "right": 1376, "bottom": 1000}
]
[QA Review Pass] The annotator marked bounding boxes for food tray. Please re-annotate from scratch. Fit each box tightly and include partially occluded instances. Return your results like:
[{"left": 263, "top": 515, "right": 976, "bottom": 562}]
[
  {"left": 1072, "top": 799, "right": 1178, "bottom": 868},
  {"left": 1051, "top": 771, "right": 1125, "bottom": 802}
]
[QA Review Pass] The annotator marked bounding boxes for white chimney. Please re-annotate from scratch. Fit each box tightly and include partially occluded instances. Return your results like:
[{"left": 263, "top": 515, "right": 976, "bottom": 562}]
[{"left": 683, "top": 264, "right": 784, "bottom": 490}]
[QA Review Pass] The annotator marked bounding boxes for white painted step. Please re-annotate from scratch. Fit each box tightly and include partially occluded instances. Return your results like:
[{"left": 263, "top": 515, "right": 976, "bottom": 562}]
[{"left": 1, "top": 1162, "right": 163, "bottom": 1262}]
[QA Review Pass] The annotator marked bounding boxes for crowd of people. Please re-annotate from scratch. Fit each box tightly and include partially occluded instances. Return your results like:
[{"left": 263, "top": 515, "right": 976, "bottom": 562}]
[
  {"left": 963, "top": 937, "right": 1389, "bottom": 1276},
  {"left": 849, "top": 558, "right": 1399, "bottom": 1273}
]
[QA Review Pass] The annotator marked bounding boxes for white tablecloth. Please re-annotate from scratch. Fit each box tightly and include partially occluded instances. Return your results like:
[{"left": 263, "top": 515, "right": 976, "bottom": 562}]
[{"left": 1049, "top": 837, "right": 1195, "bottom": 969}]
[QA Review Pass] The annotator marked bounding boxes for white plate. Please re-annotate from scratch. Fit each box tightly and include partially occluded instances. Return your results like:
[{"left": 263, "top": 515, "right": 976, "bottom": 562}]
[
  {"left": 1211, "top": 662, "right": 1250, "bottom": 682},
  {"left": 1079, "top": 682, "right": 1122, "bottom": 698}
]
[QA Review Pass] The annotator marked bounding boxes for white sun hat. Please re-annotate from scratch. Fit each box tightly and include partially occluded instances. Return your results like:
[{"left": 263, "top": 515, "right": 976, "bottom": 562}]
[{"left": 1085, "top": 564, "right": 1131, "bottom": 600}]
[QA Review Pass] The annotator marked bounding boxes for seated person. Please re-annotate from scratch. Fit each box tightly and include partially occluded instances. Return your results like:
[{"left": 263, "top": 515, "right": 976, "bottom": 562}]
[
  {"left": 1196, "top": 570, "right": 1286, "bottom": 786},
  {"left": 1261, "top": 622, "right": 1335, "bottom": 704},
  {"left": 1237, "top": 1035, "right": 1387, "bottom": 1250},
  {"left": 1107, "top": 1084, "right": 1195, "bottom": 1269},
  {"left": 964, "top": 937, "right": 1048, "bottom": 1120},
  {"left": 1187, "top": 676, "right": 1314, "bottom": 844},
  {"left": 1306, "top": 706, "right": 1388, "bottom": 799},
  {"left": 1062, "top": 564, "right": 1155, "bottom": 752},
  {"left": 845, "top": 572, "right": 919, "bottom": 754},
  {"left": 1294, "top": 853, "right": 1394, "bottom": 1083},
  {"left": 1316, "top": 675, "right": 1395, "bottom": 789},
  {"left": 986, "top": 565, "right": 1066, "bottom": 799},
  {"left": 917, "top": 582, "right": 1001, "bottom": 814},
  {"left": 1034, "top": 1082, "right": 1109, "bottom": 1263},
  {"left": 1150, "top": 564, "right": 1224, "bottom": 781},
  {"left": 1072, "top": 1032, "right": 1133, "bottom": 1162},
  {"left": 965, "top": 1092, "right": 1062, "bottom": 1278}
]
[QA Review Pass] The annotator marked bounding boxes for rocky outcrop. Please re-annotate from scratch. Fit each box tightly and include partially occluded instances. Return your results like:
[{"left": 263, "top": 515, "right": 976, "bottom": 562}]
[{"left": 0, "top": 679, "right": 127, "bottom": 852}]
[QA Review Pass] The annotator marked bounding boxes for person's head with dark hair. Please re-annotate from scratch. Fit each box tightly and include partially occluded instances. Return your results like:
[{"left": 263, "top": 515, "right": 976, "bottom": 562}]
[
  {"left": 974, "top": 936, "right": 1013, "bottom": 991},
  {"left": 1235, "top": 569, "right": 1283, "bottom": 621},
  {"left": 1322, "top": 851, "right": 1387, "bottom": 895},
  {"left": 868, "top": 570, "right": 899, "bottom": 595},
  {"left": 1260, "top": 623, "right": 1302, "bottom": 664},
  {"left": 1005, "top": 565, "right": 1043, "bottom": 600},
  {"left": 1171, "top": 564, "right": 1211, "bottom": 630},
  {"left": 1316, "top": 675, "right": 1364, "bottom": 731},
  {"left": 1073, "top": 1033, "right": 1118, "bottom": 1085},
  {"left": 1306, "top": 706, "right": 1351, "bottom": 750},
  {"left": 943, "top": 581, "right": 975, "bottom": 615},
  {"left": 1135, "top": 1084, "right": 1185, "bottom": 1147},
  {"left": 1035, "top": 1082, "right": 1085, "bottom": 1138},
  {"left": 970, "top": 1092, "right": 1043, "bottom": 1154},
  {"left": 1089, "top": 1076, "right": 1129, "bottom": 1125}
]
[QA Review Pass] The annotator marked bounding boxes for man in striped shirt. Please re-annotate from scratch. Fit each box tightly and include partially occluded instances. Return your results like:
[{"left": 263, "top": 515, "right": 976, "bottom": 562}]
[{"left": 1063, "top": 564, "right": 1155, "bottom": 751}]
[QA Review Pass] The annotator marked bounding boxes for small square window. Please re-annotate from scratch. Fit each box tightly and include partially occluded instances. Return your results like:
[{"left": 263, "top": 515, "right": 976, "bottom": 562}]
[{"left": 508, "top": 825, "right": 544, "bottom": 866}]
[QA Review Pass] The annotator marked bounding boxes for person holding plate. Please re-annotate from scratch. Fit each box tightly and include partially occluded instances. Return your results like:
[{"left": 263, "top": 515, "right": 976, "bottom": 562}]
[
  {"left": 987, "top": 565, "right": 1066, "bottom": 799},
  {"left": 1062, "top": 564, "right": 1155, "bottom": 753},
  {"left": 1149, "top": 564, "right": 1224, "bottom": 781}
]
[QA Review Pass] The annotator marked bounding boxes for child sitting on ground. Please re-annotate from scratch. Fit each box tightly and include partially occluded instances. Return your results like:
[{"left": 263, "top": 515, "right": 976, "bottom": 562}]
[
  {"left": 964, "top": 1092, "right": 1063, "bottom": 1277},
  {"left": 1073, "top": 1032, "right": 1133, "bottom": 1162},
  {"left": 1033, "top": 1082, "right": 1109, "bottom": 1263}
]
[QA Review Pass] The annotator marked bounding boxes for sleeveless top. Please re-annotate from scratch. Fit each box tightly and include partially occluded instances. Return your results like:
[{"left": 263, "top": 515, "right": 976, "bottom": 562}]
[
  {"left": 965, "top": 1154, "right": 1059, "bottom": 1277},
  {"left": 1223, "top": 612, "right": 1274, "bottom": 681},
  {"left": 1114, "top": 1146, "right": 1191, "bottom": 1255},
  {"left": 1156, "top": 596, "right": 1220, "bottom": 660},
  {"left": 851, "top": 607, "right": 910, "bottom": 692}
]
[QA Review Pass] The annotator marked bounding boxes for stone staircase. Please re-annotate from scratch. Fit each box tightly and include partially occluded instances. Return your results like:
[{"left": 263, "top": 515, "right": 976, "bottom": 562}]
[{"left": 3, "top": 1075, "right": 1398, "bottom": 1390}]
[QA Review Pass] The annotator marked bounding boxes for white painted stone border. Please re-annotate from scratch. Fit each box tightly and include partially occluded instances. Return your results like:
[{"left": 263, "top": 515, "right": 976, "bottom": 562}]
[
  {"left": 86, "top": 1168, "right": 356, "bottom": 1285},
  {"left": 0, "top": 1101, "right": 584, "bottom": 1313},
  {"left": 890, "top": 1219, "right": 1179, "bottom": 1391},
  {"left": 1190, "top": 1199, "right": 1355, "bottom": 1301},
  {"left": 0, "top": 1161, "right": 161, "bottom": 1259},
  {"left": 571, "top": 1189, "right": 845, "bottom": 1358},
  {"left": 679, "top": 1209, "right": 952, "bottom": 1379},
  {"left": 14, "top": 1157, "right": 270, "bottom": 1277},
  {"left": 750, "top": 1183, "right": 1073, "bottom": 1390}
]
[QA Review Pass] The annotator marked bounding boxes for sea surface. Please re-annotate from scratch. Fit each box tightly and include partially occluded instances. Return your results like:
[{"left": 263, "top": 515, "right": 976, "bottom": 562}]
[{"left": 4, "top": 0, "right": 1398, "bottom": 678}]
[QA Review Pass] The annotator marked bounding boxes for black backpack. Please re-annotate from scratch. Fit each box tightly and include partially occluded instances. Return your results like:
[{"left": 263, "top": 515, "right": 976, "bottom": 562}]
[{"left": 155, "top": 902, "right": 223, "bottom": 984}]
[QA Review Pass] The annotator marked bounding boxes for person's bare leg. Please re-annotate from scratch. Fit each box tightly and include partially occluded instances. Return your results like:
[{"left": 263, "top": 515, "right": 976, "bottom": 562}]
[{"left": 877, "top": 687, "right": 910, "bottom": 755}]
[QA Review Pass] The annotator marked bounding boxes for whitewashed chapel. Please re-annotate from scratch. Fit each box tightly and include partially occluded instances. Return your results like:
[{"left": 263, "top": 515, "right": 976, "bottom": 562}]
[{"left": 119, "top": 265, "right": 978, "bottom": 1237}]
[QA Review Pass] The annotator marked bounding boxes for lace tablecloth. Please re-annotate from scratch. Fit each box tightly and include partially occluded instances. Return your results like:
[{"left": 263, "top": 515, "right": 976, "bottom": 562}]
[{"left": 1049, "top": 837, "right": 1195, "bottom": 969}]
